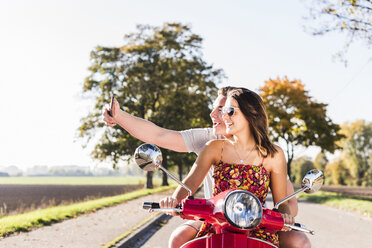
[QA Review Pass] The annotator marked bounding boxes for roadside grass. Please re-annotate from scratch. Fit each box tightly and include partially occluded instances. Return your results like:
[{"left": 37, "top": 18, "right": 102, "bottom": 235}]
[
  {"left": 0, "top": 176, "right": 164, "bottom": 185},
  {"left": 0, "top": 185, "right": 176, "bottom": 237},
  {"left": 298, "top": 191, "right": 372, "bottom": 217}
]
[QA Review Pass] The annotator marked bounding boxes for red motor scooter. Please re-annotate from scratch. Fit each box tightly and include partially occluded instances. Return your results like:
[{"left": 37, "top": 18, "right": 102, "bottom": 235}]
[{"left": 134, "top": 143, "right": 324, "bottom": 248}]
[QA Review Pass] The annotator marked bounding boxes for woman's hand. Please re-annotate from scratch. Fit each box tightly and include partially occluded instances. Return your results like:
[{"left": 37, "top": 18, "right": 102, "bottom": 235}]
[
  {"left": 281, "top": 213, "right": 295, "bottom": 232},
  {"left": 159, "top": 196, "right": 180, "bottom": 216},
  {"left": 103, "top": 98, "right": 120, "bottom": 127}
]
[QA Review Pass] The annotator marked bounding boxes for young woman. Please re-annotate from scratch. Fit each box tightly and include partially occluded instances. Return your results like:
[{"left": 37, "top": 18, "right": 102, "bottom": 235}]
[{"left": 160, "top": 88, "right": 294, "bottom": 246}]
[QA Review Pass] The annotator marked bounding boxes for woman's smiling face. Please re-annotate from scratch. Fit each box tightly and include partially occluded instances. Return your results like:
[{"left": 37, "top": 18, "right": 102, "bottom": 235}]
[{"left": 222, "top": 97, "right": 249, "bottom": 135}]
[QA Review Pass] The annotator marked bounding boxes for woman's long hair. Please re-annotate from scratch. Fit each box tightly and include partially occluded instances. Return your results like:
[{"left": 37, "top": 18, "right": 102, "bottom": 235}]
[{"left": 228, "top": 88, "right": 277, "bottom": 157}]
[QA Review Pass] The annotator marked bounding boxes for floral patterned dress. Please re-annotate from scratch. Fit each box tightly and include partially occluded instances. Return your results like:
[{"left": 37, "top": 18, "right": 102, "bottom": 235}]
[{"left": 195, "top": 159, "right": 279, "bottom": 246}]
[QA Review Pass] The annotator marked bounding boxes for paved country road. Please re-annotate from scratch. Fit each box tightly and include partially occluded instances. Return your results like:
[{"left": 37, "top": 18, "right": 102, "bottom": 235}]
[
  {"left": 294, "top": 199, "right": 372, "bottom": 247},
  {"left": 0, "top": 192, "right": 371, "bottom": 248},
  {"left": 140, "top": 197, "right": 372, "bottom": 248}
]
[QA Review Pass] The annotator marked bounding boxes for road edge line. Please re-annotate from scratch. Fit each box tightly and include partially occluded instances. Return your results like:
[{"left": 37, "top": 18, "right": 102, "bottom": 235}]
[{"left": 103, "top": 212, "right": 162, "bottom": 248}]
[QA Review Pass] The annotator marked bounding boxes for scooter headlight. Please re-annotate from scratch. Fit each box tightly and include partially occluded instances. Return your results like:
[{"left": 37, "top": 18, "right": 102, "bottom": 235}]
[{"left": 223, "top": 190, "right": 263, "bottom": 229}]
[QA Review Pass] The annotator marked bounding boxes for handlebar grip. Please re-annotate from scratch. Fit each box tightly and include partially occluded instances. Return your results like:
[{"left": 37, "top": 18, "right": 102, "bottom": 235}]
[
  {"left": 294, "top": 223, "right": 306, "bottom": 228},
  {"left": 284, "top": 223, "right": 314, "bottom": 235},
  {"left": 143, "top": 202, "right": 160, "bottom": 210}
]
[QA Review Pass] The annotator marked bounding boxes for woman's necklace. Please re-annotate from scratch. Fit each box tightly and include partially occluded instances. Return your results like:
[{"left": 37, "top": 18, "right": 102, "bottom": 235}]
[{"left": 233, "top": 142, "right": 256, "bottom": 164}]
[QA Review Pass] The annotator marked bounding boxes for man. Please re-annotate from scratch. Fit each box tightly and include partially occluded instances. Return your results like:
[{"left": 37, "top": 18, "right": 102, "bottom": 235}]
[{"left": 103, "top": 86, "right": 310, "bottom": 248}]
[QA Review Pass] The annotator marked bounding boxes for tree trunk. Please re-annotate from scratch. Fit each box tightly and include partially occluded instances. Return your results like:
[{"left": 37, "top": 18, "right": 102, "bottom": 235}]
[
  {"left": 286, "top": 140, "right": 294, "bottom": 178},
  {"left": 287, "top": 158, "right": 293, "bottom": 179},
  {"left": 161, "top": 150, "right": 169, "bottom": 186},
  {"left": 178, "top": 163, "right": 183, "bottom": 181},
  {"left": 145, "top": 171, "right": 154, "bottom": 189}
]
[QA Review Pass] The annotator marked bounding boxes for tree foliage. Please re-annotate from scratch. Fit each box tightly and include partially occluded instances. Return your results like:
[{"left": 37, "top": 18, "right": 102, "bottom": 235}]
[
  {"left": 304, "top": 0, "right": 372, "bottom": 63},
  {"left": 338, "top": 120, "right": 372, "bottom": 186},
  {"left": 314, "top": 152, "right": 328, "bottom": 171},
  {"left": 325, "top": 157, "right": 351, "bottom": 185},
  {"left": 78, "top": 23, "right": 224, "bottom": 188},
  {"left": 260, "top": 77, "right": 344, "bottom": 177},
  {"left": 291, "top": 156, "right": 315, "bottom": 184}
]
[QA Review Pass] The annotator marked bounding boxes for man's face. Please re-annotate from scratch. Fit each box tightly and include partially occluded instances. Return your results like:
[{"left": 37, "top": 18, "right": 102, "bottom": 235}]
[{"left": 210, "top": 95, "right": 228, "bottom": 136}]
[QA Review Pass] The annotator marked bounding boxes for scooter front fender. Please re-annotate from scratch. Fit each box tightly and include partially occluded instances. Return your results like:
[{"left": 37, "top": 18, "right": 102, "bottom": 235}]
[{"left": 181, "top": 233, "right": 278, "bottom": 248}]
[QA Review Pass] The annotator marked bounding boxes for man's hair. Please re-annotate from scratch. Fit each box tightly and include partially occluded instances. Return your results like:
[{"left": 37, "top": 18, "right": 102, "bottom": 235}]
[
  {"left": 218, "top": 86, "right": 239, "bottom": 97},
  {"left": 228, "top": 88, "right": 277, "bottom": 158}
]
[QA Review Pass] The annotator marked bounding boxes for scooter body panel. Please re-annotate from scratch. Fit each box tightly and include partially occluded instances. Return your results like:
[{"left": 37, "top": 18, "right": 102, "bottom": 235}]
[{"left": 181, "top": 233, "right": 278, "bottom": 248}]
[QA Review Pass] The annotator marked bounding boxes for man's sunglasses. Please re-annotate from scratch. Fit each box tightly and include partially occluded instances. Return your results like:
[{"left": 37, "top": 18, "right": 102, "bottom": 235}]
[{"left": 222, "top": 106, "right": 240, "bottom": 117}]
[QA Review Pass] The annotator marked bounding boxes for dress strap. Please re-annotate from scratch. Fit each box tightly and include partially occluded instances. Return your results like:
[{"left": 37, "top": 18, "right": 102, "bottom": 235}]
[
  {"left": 220, "top": 140, "right": 225, "bottom": 162},
  {"left": 260, "top": 154, "right": 265, "bottom": 167}
]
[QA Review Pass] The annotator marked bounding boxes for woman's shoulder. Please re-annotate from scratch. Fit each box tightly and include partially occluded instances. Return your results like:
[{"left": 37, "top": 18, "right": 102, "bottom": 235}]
[
  {"left": 203, "top": 139, "right": 226, "bottom": 155},
  {"left": 198, "top": 139, "right": 225, "bottom": 163},
  {"left": 266, "top": 144, "right": 283, "bottom": 157},
  {"left": 204, "top": 139, "right": 227, "bottom": 153},
  {"left": 264, "top": 145, "right": 286, "bottom": 170},
  {"left": 273, "top": 144, "right": 284, "bottom": 157},
  {"left": 205, "top": 139, "right": 225, "bottom": 147}
]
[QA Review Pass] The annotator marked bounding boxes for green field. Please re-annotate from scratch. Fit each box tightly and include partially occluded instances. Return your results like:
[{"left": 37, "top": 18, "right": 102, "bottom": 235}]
[
  {"left": 0, "top": 176, "right": 164, "bottom": 185},
  {"left": 298, "top": 191, "right": 372, "bottom": 217}
]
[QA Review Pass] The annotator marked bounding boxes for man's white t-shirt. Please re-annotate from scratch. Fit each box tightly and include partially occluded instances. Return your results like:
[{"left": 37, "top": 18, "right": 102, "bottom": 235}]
[{"left": 180, "top": 128, "right": 221, "bottom": 199}]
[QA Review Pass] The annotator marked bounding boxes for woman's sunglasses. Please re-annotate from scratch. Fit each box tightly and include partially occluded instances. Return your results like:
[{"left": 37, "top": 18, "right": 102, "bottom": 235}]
[{"left": 222, "top": 106, "right": 240, "bottom": 117}]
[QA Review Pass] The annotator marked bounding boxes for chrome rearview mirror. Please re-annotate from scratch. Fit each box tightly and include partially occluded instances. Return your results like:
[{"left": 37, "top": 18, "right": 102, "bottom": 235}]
[
  {"left": 301, "top": 169, "right": 324, "bottom": 194},
  {"left": 134, "top": 143, "right": 193, "bottom": 197},
  {"left": 134, "top": 143, "right": 163, "bottom": 171},
  {"left": 274, "top": 169, "right": 324, "bottom": 210}
]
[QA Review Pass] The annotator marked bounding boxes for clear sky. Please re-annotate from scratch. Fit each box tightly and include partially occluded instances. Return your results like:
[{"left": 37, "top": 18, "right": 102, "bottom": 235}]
[{"left": 0, "top": 0, "right": 371, "bottom": 169}]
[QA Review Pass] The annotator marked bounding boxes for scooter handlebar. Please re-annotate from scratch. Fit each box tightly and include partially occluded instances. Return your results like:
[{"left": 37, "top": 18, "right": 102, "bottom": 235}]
[
  {"left": 143, "top": 202, "right": 182, "bottom": 213},
  {"left": 285, "top": 223, "right": 315, "bottom": 235},
  {"left": 143, "top": 202, "right": 160, "bottom": 210}
]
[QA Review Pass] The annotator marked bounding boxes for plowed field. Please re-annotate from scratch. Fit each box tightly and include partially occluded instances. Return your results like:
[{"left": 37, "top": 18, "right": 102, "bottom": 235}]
[
  {"left": 294, "top": 184, "right": 372, "bottom": 199},
  {"left": 320, "top": 185, "right": 372, "bottom": 199},
  {"left": 0, "top": 184, "right": 142, "bottom": 216}
]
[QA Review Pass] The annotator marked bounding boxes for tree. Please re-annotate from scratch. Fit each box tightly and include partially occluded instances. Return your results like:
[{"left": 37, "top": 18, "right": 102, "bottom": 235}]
[
  {"left": 314, "top": 152, "right": 328, "bottom": 171},
  {"left": 339, "top": 120, "right": 372, "bottom": 186},
  {"left": 291, "top": 156, "right": 315, "bottom": 184},
  {"left": 304, "top": 0, "right": 372, "bottom": 64},
  {"left": 78, "top": 23, "right": 224, "bottom": 188},
  {"left": 325, "top": 157, "right": 351, "bottom": 185},
  {"left": 260, "top": 77, "right": 344, "bottom": 177}
]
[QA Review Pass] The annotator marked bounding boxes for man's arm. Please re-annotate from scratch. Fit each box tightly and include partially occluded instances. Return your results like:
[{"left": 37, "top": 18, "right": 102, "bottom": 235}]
[{"left": 103, "top": 98, "right": 188, "bottom": 152}]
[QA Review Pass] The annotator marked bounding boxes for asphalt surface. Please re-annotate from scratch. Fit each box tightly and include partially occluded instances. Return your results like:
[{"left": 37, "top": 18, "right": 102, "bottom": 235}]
[
  {"left": 0, "top": 191, "right": 371, "bottom": 248},
  {"left": 295, "top": 198, "right": 372, "bottom": 247}
]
